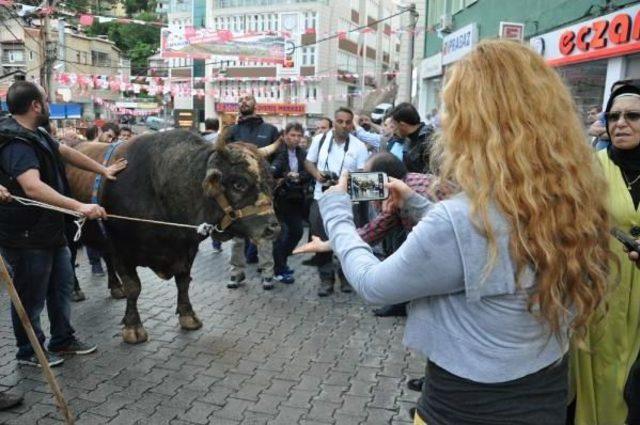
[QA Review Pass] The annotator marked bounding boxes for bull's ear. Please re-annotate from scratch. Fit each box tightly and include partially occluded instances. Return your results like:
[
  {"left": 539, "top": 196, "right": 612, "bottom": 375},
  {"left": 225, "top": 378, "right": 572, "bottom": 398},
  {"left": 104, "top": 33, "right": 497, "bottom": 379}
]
[
  {"left": 215, "top": 126, "right": 232, "bottom": 152},
  {"left": 202, "top": 168, "right": 223, "bottom": 196}
]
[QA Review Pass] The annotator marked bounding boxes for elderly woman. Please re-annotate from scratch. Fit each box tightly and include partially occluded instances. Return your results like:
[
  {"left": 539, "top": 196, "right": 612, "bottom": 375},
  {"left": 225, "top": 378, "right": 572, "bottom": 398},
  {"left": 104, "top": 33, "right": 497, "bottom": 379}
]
[
  {"left": 319, "top": 40, "right": 613, "bottom": 425},
  {"left": 571, "top": 83, "right": 640, "bottom": 425}
]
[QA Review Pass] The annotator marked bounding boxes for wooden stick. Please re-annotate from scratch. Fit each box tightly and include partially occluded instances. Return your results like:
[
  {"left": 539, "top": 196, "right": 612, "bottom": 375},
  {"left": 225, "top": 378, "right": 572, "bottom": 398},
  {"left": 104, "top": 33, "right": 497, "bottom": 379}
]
[{"left": 0, "top": 256, "right": 75, "bottom": 424}]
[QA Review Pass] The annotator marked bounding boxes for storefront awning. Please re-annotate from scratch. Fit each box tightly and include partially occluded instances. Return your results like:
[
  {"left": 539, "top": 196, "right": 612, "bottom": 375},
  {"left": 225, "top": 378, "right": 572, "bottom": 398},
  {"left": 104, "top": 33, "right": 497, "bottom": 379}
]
[
  {"left": 49, "top": 104, "right": 66, "bottom": 120},
  {"left": 65, "top": 104, "right": 82, "bottom": 119}
]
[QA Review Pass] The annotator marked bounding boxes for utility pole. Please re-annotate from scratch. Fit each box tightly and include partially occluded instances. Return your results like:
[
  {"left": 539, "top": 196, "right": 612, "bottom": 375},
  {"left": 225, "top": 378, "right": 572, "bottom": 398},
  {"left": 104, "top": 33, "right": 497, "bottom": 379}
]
[
  {"left": 357, "top": 0, "right": 366, "bottom": 110},
  {"left": 396, "top": 3, "right": 417, "bottom": 103},
  {"left": 40, "top": 0, "right": 59, "bottom": 95}
]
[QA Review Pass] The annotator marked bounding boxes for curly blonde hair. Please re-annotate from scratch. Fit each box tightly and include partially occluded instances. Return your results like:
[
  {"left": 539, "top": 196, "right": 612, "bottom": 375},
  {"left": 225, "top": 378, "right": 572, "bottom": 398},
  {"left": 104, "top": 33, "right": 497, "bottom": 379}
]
[{"left": 438, "top": 39, "right": 614, "bottom": 340}]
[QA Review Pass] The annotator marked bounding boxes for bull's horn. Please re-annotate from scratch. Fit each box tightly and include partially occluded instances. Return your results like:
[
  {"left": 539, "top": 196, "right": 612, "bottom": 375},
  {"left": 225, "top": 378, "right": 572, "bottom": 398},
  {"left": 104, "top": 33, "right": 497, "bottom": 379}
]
[
  {"left": 215, "top": 126, "right": 232, "bottom": 151},
  {"left": 258, "top": 137, "right": 282, "bottom": 157}
]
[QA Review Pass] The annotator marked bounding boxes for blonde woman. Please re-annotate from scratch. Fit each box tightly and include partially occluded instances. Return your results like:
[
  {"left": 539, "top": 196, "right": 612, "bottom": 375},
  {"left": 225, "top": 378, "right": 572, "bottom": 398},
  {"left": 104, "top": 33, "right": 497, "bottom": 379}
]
[{"left": 319, "top": 40, "right": 612, "bottom": 424}]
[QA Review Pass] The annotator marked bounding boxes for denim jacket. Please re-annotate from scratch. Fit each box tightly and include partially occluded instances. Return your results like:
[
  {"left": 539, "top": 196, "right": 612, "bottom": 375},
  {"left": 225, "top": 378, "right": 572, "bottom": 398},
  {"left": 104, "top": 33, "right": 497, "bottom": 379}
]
[{"left": 319, "top": 191, "right": 568, "bottom": 383}]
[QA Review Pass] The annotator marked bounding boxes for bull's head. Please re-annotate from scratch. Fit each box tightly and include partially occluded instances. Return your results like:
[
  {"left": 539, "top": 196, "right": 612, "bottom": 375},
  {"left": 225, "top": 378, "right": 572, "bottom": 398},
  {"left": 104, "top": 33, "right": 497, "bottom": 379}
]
[{"left": 202, "top": 128, "right": 280, "bottom": 241}]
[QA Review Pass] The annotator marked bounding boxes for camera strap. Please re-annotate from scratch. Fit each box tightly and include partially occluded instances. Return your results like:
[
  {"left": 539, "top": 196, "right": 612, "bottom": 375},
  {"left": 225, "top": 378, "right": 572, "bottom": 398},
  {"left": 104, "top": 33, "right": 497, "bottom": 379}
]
[{"left": 323, "top": 134, "right": 350, "bottom": 176}]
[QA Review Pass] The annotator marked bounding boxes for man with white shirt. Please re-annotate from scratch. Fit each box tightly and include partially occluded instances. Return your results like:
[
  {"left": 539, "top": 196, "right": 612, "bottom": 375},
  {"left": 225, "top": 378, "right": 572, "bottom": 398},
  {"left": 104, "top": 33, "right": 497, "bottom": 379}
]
[{"left": 304, "top": 107, "right": 369, "bottom": 296}]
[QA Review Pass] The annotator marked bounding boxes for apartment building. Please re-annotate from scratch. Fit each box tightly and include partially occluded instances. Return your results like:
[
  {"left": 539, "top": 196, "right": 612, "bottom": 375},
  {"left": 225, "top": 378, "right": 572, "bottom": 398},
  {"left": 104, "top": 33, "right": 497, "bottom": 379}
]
[
  {"left": 0, "top": 9, "right": 129, "bottom": 120},
  {"left": 201, "top": 0, "right": 400, "bottom": 127}
]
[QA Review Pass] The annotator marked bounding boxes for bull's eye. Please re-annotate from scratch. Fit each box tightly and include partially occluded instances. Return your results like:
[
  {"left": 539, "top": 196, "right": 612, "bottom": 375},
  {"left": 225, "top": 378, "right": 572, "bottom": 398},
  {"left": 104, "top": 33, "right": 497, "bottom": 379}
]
[{"left": 232, "top": 181, "right": 248, "bottom": 192}]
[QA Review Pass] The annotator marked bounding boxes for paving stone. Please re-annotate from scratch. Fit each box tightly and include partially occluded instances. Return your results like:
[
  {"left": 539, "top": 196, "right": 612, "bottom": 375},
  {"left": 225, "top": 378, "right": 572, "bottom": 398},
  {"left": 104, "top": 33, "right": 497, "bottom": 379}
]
[{"left": 0, "top": 241, "right": 421, "bottom": 424}]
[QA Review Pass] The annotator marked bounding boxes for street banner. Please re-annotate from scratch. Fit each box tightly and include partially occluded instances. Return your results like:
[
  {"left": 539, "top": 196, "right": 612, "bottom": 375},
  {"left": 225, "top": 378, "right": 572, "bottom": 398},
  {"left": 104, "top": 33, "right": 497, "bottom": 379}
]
[{"left": 161, "top": 28, "right": 284, "bottom": 62}]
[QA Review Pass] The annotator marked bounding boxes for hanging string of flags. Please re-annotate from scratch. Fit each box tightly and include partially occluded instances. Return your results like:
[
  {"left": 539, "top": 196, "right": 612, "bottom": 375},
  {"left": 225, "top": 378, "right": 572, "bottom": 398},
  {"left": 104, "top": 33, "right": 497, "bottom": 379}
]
[{"left": 55, "top": 71, "right": 400, "bottom": 91}]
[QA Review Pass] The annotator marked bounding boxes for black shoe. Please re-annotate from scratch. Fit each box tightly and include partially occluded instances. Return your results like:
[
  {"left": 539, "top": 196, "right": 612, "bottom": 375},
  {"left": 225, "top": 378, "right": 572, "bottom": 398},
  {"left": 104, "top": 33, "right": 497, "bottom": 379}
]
[
  {"left": 407, "top": 377, "right": 424, "bottom": 392},
  {"left": 262, "top": 277, "right": 274, "bottom": 290},
  {"left": 48, "top": 338, "right": 97, "bottom": 355},
  {"left": 228, "top": 272, "right": 246, "bottom": 289},
  {"left": 71, "top": 289, "right": 86, "bottom": 302},
  {"left": 373, "top": 304, "right": 407, "bottom": 317},
  {"left": 317, "top": 281, "right": 334, "bottom": 297},
  {"left": 17, "top": 351, "right": 64, "bottom": 368},
  {"left": 0, "top": 392, "right": 23, "bottom": 410}
]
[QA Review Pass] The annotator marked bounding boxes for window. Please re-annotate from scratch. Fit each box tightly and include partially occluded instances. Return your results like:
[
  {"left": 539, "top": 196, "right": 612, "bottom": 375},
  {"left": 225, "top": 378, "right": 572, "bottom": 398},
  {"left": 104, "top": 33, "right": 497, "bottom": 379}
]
[
  {"left": 302, "top": 46, "right": 316, "bottom": 66},
  {"left": 91, "top": 51, "right": 110, "bottom": 67},
  {"left": 427, "top": 0, "right": 445, "bottom": 29},
  {"left": 304, "top": 12, "right": 317, "bottom": 30}
]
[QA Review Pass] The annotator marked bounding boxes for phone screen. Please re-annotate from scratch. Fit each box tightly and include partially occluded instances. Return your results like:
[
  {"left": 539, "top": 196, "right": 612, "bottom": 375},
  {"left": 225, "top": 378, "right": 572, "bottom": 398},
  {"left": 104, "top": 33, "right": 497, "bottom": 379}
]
[{"left": 347, "top": 172, "right": 389, "bottom": 202}]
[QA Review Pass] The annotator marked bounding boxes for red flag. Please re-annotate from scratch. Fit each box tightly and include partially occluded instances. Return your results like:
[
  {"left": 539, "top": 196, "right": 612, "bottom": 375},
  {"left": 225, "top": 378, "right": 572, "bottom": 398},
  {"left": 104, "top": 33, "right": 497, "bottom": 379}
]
[
  {"left": 304, "top": 27, "right": 316, "bottom": 35},
  {"left": 337, "top": 31, "right": 347, "bottom": 40}
]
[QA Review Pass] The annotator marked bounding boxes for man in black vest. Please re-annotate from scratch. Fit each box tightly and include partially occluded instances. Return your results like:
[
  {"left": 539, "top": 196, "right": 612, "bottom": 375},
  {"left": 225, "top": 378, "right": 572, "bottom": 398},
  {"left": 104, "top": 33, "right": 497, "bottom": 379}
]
[{"left": 0, "top": 81, "right": 124, "bottom": 367}]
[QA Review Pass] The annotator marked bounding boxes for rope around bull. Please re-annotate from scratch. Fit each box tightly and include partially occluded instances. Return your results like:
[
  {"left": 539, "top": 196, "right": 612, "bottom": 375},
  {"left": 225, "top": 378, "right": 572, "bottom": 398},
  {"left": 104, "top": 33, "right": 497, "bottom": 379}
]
[{"left": 11, "top": 196, "right": 219, "bottom": 241}]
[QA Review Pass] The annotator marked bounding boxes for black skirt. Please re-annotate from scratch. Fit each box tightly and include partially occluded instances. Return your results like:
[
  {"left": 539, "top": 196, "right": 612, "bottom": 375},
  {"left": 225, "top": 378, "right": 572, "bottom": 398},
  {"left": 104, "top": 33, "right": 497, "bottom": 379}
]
[{"left": 417, "top": 356, "right": 568, "bottom": 425}]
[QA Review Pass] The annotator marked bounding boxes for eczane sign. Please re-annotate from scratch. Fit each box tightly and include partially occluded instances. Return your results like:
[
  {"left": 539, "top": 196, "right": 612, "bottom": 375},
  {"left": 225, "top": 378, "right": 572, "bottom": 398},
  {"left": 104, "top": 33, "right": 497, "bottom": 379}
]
[
  {"left": 442, "top": 24, "right": 479, "bottom": 65},
  {"left": 530, "top": 3, "right": 640, "bottom": 67}
]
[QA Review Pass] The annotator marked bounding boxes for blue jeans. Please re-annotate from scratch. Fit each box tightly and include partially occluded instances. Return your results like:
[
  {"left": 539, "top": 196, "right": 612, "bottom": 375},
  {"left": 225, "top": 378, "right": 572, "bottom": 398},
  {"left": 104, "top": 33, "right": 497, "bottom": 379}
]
[
  {"left": 1, "top": 246, "right": 76, "bottom": 358},
  {"left": 86, "top": 246, "right": 102, "bottom": 266}
]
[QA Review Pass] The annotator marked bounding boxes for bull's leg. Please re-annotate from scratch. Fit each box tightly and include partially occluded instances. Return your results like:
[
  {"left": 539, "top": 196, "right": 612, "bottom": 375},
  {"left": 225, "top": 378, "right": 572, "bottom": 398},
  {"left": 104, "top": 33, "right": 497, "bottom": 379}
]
[
  {"left": 175, "top": 273, "right": 202, "bottom": 330},
  {"left": 104, "top": 254, "right": 125, "bottom": 299},
  {"left": 114, "top": 260, "right": 148, "bottom": 344}
]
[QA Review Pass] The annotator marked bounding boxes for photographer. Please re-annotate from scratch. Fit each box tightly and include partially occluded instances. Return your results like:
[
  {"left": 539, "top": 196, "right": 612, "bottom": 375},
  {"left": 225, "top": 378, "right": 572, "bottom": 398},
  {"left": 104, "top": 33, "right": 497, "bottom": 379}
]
[
  {"left": 317, "top": 41, "right": 612, "bottom": 424},
  {"left": 305, "top": 107, "right": 369, "bottom": 296},
  {"left": 271, "top": 123, "right": 311, "bottom": 283}
]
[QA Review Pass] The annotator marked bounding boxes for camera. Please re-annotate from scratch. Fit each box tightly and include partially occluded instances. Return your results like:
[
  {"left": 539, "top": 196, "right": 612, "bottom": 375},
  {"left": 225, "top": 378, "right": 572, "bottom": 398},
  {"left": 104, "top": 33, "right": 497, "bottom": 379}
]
[{"left": 320, "top": 171, "right": 340, "bottom": 192}]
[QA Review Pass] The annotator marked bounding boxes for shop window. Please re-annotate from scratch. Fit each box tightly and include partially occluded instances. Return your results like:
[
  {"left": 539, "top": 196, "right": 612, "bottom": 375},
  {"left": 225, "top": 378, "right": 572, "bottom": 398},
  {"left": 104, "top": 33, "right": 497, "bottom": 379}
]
[{"left": 556, "top": 59, "right": 607, "bottom": 125}]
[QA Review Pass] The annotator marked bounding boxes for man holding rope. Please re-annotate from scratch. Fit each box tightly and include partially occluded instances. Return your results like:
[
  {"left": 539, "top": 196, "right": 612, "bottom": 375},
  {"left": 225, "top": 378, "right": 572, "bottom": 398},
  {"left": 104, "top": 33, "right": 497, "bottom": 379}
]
[{"left": 0, "top": 81, "right": 126, "bottom": 368}]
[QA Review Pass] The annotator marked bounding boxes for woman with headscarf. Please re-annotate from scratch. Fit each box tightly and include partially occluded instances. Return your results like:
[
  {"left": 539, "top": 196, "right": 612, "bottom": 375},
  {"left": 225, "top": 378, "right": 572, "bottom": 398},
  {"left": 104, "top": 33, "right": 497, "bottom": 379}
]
[
  {"left": 319, "top": 39, "right": 613, "bottom": 425},
  {"left": 571, "top": 83, "right": 640, "bottom": 425}
]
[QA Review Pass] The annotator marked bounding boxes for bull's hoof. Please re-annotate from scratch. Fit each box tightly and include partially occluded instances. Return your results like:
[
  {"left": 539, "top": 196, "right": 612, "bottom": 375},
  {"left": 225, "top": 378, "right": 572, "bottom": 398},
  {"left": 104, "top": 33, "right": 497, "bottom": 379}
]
[
  {"left": 179, "top": 314, "right": 202, "bottom": 330},
  {"left": 122, "top": 325, "right": 148, "bottom": 344},
  {"left": 110, "top": 286, "right": 126, "bottom": 300}
]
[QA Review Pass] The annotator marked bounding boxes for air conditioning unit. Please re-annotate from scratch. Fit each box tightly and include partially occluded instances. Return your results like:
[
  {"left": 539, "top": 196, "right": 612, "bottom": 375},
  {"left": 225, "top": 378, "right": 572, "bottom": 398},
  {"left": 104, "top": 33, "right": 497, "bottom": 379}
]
[{"left": 439, "top": 14, "right": 453, "bottom": 32}]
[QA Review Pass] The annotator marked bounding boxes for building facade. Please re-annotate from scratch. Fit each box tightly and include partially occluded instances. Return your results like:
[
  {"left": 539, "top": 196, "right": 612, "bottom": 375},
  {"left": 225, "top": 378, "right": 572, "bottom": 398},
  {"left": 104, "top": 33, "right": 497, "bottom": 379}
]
[
  {"left": 199, "top": 0, "right": 400, "bottom": 128},
  {"left": 0, "top": 9, "right": 129, "bottom": 120},
  {"left": 418, "top": 0, "right": 640, "bottom": 121}
]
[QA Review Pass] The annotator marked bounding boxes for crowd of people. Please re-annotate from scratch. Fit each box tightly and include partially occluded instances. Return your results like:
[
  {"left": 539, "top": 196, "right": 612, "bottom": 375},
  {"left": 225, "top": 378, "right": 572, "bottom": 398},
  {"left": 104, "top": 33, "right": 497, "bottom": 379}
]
[{"left": 1, "top": 38, "right": 640, "bottom": 425}]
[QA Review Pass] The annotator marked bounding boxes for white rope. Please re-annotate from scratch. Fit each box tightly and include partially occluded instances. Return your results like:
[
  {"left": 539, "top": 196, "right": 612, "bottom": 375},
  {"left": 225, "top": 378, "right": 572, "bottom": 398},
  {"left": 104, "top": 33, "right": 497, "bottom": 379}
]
[{"left": 11, "top": 196, "right": 216, "bottom": 240}]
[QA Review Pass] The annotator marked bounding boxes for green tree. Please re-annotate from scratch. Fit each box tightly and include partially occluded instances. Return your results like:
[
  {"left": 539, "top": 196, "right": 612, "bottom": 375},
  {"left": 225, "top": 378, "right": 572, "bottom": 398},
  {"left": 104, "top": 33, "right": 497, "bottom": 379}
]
[{"left": 85, "top": 11, "right": 160, "bottom": 73}]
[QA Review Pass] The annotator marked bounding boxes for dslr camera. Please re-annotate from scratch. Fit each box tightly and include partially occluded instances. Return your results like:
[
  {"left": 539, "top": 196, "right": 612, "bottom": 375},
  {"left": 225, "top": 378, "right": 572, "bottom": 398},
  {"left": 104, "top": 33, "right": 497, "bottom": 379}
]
[{"left": 320, "top": 171, "right": 340, "bottom": 192}]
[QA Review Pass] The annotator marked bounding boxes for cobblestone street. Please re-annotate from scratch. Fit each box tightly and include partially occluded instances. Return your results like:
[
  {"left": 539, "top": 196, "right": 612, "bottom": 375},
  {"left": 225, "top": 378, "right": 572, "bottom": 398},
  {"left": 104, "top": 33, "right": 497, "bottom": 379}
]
[{"left": 0, "top": 240, "right": 423, "bottom": 424}]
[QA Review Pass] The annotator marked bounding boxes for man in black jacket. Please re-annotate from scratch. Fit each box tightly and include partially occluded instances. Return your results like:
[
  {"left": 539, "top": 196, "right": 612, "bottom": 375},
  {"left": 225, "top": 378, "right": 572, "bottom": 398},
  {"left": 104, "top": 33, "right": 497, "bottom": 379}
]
[
  {"left": 227, "top": 95, "right": 280, "bottom": 290},
  {"left": 387, "top": 103, "right": 434, "bottom": 173},
  {"left": 270, "top": 123, "right": 311, "bottom": 284},
  {"left": 227, "top": 95, "right": 280, "bottom": 147},
  {"left": 0, "top": 81, "right": 124, "bottom": 367}
]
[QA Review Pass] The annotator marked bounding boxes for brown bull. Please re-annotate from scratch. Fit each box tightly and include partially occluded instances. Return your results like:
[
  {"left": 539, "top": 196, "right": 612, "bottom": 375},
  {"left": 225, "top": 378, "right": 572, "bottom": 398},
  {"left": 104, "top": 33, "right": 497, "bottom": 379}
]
[{"left": 66, "top": 129, "right": 280, "bottom": 344}]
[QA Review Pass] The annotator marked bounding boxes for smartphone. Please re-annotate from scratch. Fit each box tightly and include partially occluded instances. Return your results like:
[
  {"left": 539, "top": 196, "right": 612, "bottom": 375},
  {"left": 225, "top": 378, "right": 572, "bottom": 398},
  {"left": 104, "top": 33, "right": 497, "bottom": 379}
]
[
  {"left": 347, "top": 172, "right": 389, "bottom": 202},
  {"left": 611, "top": 227, "right": 640, "bottom": 253}
]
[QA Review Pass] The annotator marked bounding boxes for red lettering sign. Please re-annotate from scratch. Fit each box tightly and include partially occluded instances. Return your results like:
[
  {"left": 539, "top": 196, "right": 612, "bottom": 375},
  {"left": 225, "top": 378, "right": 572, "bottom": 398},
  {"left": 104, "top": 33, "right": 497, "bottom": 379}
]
[
  {"left": 633, "top": 10, "right": 640, "bottom": 40},
  {"left": 557, "top": 12, "right": 640, "bottom": 57},
  {"left": 559, "top": 31, "right": 576, "bottom": 55},
  {"left": 215, "top": 102, "right": 305, "bottom": 115},
  {"left": 576, "top": 26, "right": 591, "bottom": 51},
  {"left": 610, "top": 13, "right": 631, "bottom": 44},
  {"left": 591, "top": 20, "right": 609, "bottom": 49}
]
